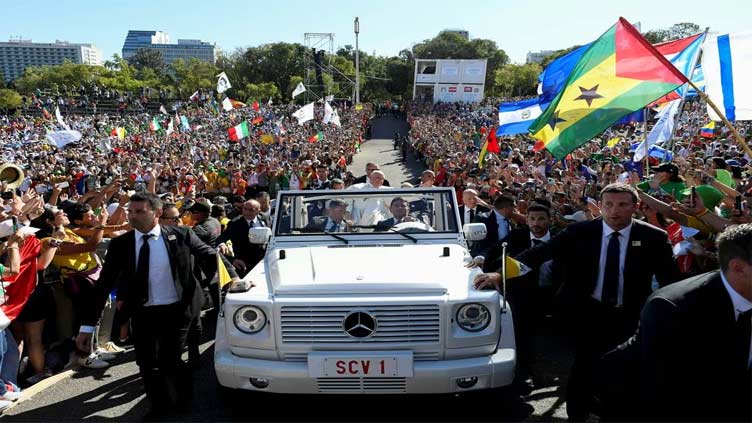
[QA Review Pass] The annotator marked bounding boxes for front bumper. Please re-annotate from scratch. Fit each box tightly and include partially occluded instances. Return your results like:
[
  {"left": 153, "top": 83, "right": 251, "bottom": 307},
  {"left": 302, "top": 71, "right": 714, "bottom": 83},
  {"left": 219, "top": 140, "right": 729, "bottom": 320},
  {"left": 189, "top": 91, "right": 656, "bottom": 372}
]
[{"left": 214, "top": 346, "right": 515, "bottom": 394}]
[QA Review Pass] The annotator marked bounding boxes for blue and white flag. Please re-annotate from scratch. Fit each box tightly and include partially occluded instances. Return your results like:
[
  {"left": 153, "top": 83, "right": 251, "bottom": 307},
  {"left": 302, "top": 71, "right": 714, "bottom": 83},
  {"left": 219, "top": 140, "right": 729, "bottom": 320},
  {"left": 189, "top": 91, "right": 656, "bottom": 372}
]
[
  {"left": 497, "top": 98, "right": 549, "bottom": 136},
  {"left": 45, "top": 130, "right": 82, "bottom": 149},
  {"left": 631, "top": 143, "right": 673, "bottom": 162},
  {"left": 180, "top": 115, "right": 191, "bottom": 131},
  {"left": 633, "top": 100, "right": 681, "bottom": 162},
  {"left": 703, "top": 31, "right": 752, "bottom": 121}
]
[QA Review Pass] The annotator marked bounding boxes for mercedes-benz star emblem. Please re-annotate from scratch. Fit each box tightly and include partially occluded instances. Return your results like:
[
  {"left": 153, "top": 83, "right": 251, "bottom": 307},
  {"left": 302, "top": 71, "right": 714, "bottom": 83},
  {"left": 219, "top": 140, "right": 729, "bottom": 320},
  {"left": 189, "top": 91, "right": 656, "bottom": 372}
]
[{"left": 342, "top": 311, "right": 377, "bottom": 338}]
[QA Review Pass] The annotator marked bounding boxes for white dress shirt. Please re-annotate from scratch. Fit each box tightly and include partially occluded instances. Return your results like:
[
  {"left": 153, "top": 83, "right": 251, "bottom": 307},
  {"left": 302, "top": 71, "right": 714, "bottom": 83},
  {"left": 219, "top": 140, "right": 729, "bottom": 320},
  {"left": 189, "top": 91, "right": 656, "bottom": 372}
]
[
  {"left": 246, "top": 217, "right": 265, "bottom": 228},
  {"left": 464, "top": 207, "right": 478, "bottom": 225},
  {"left": 135, "top": 225, "right": 179, "bottom": 306},
  {"left": 494, "top": 210, "right": 511, "bottom": 241},
  {"left": 592, "top": 221, "right": 633, "bottom": 306},
  {"left": 720, "top": 271, "right": 752, "bottom": 368}
]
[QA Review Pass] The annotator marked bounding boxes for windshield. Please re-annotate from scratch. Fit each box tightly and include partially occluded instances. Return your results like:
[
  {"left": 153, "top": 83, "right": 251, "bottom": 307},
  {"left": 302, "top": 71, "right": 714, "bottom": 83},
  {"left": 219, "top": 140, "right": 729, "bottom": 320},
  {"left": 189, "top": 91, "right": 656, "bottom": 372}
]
[{"left": 274, "top": 188, "right": 460, "bottom": 236}]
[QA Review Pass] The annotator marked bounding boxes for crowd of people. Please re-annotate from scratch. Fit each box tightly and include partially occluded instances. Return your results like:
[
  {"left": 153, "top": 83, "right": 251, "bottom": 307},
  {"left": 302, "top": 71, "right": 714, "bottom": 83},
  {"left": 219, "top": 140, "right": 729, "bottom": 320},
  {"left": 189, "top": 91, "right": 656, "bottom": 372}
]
[
  {"left": 0, "top": 96, "right": 372, "bottom": 414},
  {"left": 404, "top": 98, "right": 751, "bottom": 420},
  {"left": 0, "top": 87, "right": 749, "bottom": 419}
]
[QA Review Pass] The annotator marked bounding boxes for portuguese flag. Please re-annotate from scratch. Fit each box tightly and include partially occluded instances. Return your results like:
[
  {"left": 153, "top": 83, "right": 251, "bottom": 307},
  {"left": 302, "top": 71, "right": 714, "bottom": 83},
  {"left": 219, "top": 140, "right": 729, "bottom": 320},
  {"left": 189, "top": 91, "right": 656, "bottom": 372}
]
[
  {"left": 529, "top": 18, "right": 688, "bottom": 159},
  {"left": 228, "top": 121, "right": 250, "bottom": 141},
  {"left": 478, "top": 127, "right": 499, "bottom": 169},
  {"left": 308, "top": 131, "right": 323, "bottom": 143}
]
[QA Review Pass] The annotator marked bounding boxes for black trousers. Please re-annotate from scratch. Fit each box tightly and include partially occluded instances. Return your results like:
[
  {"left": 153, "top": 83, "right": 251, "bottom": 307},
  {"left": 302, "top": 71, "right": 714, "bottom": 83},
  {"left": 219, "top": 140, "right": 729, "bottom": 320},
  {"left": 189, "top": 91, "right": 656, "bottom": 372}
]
[
  {"left": 131, "top": 303, "right": 193, "bottom": 411},
  {"left": 566, "top": 299, "right": 637, "bottom": 421}
]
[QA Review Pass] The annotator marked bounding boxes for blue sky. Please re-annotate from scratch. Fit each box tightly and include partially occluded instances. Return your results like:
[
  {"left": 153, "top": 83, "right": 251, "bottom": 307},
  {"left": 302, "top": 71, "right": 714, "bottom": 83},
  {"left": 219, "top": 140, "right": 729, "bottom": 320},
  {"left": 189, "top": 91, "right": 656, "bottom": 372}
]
[{"left": 2, "top": 0, "right": 748, "bottom": 63}]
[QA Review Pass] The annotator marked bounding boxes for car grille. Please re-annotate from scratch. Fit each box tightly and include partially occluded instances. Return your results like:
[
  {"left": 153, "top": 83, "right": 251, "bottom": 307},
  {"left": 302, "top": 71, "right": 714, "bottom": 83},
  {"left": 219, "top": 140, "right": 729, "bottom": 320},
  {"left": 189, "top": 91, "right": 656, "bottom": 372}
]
[
  {"left": 316, "top": 377, "right": 406, "bottom": 393},
  {"left": 281, "top": 351, "right": 440, "bottom": 362},
  {"left": 280, "top": 305, "right": 441, "bottom": 344}
]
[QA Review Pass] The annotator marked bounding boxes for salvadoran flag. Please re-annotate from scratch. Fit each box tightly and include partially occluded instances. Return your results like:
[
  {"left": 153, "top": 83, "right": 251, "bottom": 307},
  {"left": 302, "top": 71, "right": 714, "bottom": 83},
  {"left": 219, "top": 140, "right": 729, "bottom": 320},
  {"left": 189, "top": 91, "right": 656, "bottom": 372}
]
[
  {"left": 497, "top": 98, "right": 549, "bottom": 136},
  {"left": 703, "top": 31, "right": 752, "bottom": 121}
]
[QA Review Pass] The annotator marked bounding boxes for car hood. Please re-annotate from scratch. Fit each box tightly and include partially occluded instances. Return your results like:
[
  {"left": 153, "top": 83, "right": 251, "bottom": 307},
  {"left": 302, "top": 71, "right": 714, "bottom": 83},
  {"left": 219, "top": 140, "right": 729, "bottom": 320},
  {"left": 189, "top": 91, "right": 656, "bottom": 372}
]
[{"left": 267, "top": 244, "right": 474, "bottom": 296}]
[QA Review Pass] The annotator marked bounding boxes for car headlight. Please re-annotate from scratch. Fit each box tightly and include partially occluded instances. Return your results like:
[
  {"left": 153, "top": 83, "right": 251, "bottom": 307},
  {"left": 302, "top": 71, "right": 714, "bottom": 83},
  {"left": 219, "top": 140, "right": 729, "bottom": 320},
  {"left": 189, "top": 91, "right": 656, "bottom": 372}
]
[
  {"left": 456, "top": 303, "right": 491, "bottom": 332},
  {"left": 233, "top": 306, "right": 267, "bottom": 334}
]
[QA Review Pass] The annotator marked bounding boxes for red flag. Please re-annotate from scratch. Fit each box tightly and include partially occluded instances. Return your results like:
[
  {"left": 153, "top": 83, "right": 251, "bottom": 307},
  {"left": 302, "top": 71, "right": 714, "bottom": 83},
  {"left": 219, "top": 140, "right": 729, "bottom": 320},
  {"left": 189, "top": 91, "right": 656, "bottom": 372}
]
[
  {"left": 2, "top": 237, "right": 41, "bottom": 320},
  {"left": 41, "top": 108, "right": 52, "bottom": 120},
  {"left": 251, "top": 116, "right": 263, "bottom": 126},
  {"left": 252, "top": 101, "right": 260, "bottom": 111},
  {"left": 487, "top": 127, "right": 500, "bottom": 153}
]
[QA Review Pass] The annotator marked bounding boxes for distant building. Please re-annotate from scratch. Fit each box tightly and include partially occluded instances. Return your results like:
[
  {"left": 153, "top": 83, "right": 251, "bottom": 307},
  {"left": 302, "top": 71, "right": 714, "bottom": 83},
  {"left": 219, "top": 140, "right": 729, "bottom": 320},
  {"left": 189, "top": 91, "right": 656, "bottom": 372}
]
[
  {"left": 0, "top": 38, "right": 101, "bottom": 82},
  {"left": 526, "top": 50, "right": 555, "bottom": 64},
  {"left": 440, "top": 29, "right": 469, "bottom": 40},
  {"left": 121, "top": 30, "right": 217, "bottom": 65}
]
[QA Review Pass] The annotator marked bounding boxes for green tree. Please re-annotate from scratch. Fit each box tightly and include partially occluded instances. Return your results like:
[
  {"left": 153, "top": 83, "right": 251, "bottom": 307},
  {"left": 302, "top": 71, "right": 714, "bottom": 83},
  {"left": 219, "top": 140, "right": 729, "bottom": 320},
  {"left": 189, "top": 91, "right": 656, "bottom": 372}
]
[
  {"left": 540, "top": 45, "right": 583, "bottom": 68},
  {"left": 127, "top": 48, "right": 166, "bottom": 74},
  {"left": 170, "top": 58, "right": 220, "bottom": 95},
  {"left": 644, "top": 22, "right": 701, "bottom": 44},
  {"left": 493, "top": 63, "right": 541, "bottom": 97},
  {"left": 245, "top": 82, "right": 279, "bottom": 103},
  {"left": 0, "top": 89, "right": 22, "bottom": 114}
]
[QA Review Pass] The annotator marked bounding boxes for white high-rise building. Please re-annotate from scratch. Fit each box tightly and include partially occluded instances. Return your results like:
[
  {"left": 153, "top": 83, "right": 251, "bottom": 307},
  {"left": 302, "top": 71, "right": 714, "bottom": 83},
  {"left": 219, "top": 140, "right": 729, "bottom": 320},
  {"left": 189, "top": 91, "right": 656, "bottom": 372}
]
[{"left": 0, "top": 38, "right": 102, "bottom": 82}]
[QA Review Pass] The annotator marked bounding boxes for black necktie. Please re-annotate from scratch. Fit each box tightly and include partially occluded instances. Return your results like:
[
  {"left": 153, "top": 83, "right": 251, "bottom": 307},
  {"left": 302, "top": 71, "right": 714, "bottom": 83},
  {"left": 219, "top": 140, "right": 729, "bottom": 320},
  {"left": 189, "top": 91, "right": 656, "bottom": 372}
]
[
  {"left": 736, "top": 309, "right": 751, "bottom": 370},
  {"left": 602, "top": 232, "right": 621, "bottom": 306},
  {"left": 532, "top": 239, "right": 543, "bottom": 247},
  {"left": 136, "top": 234, "right": 151, "bottom": 301},
  {"left": 469, "top": 209, "right": 475, "bottom": 222}
]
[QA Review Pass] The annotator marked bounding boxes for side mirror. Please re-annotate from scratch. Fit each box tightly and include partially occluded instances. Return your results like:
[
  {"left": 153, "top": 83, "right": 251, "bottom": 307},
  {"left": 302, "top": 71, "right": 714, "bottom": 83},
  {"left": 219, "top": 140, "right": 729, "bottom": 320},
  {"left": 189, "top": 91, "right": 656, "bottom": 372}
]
[
  {"left": 463, "top": 223, "right": 487, "bottom": 242},
  {"left": 249, "top": 227, "right": 272, "bottom": 245}
]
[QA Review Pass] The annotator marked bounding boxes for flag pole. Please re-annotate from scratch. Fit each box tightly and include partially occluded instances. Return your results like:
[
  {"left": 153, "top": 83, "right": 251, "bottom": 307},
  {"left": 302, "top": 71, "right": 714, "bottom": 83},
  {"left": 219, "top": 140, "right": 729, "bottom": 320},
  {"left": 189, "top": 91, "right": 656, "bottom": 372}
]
[
  {"left": 669, "top": 28, "right": 709, "bottom": 154},
  {"left": 643, "top": 108, "right": 650, "bottom": 176},
  {"left": 687, "top": 79, "right": 752, "bottom": 158},
  {"left": 500, "top": 242, "right": 508, "bottom": 314}
]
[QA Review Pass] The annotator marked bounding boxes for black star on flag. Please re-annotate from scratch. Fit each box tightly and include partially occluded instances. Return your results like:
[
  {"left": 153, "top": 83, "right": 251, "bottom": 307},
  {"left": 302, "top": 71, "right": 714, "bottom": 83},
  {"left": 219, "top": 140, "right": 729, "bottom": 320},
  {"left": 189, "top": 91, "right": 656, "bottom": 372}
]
[
  {"left": 574, "top": 85, "right": 604, "bottom": 107},
  {"left": 548, "top": 111, "right": 566, "bottom": 130}
]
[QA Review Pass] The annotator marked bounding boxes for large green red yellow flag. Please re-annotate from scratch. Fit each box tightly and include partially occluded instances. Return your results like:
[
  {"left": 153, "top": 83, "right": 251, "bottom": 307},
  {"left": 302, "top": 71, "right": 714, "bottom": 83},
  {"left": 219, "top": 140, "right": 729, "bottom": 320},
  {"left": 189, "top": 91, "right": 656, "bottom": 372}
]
[{"left": 529, "top": 18, "right": 688, "bottom": 159}]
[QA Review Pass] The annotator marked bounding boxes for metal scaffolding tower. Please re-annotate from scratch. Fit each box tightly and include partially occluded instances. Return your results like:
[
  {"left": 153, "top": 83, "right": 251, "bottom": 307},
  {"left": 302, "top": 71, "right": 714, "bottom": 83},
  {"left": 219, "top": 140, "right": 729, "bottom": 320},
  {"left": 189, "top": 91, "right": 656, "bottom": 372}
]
[{"left": 303, "top": 33, "right": 334, "bottom": 103}]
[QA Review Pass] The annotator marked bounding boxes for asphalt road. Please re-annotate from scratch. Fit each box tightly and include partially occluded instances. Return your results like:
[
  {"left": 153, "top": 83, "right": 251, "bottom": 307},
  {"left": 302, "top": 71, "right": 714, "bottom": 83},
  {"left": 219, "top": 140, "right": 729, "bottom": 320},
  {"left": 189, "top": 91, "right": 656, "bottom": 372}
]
[{"left": 3, "top": 119, "right": 575, "bottom": 421}]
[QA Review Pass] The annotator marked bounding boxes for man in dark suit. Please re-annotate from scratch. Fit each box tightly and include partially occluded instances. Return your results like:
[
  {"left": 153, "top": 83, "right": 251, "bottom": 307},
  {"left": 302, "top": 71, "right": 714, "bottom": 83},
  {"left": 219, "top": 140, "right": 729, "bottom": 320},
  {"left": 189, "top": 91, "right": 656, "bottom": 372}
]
[
  {"left": 352, "top": 162, "right": 391, "bottom": 186},
  {"left": 375, "top": 197, "right": 417, "bottom": 231},
  {"left": 304, "top": 199, "right": 351, "bottom": 232},
  {"left": 474, "top": 183, "right": 678, "bottom": 420},
  {"left": 469, "top": 203, "right": 555, "bottom": 392},
  {"left": 628, "top": 224, "right": 751, "bottom": 421},
  {"left": 75, "top": 193, "right": 239, "bottom": 417},
  {"left": 458, "top": 189, "right": 490, "bottom": 226},
  {"left": 472, "top": 195, "right": 515, "bottom": 257},
  {"left": 217, "top": 199, "right": 269, "bottom": 277}
]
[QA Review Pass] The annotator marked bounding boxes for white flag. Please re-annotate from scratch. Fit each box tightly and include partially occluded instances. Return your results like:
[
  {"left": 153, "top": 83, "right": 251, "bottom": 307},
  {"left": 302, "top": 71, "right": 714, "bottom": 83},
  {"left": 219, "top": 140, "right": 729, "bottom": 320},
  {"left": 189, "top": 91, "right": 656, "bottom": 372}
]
[
  {"left": 160, "top": 105, "right": 168, "bottom": 115},
  {"left": 703, "top": 31, "right": 752, "bottom": 121},
  {"left": 325, "top": 94, "right": 334, "bottom": 102},
  {"left": 216, "top": 72, "right": 232, "bottom": 94},
  {"left": 46, "top": 130, "right": 82, "bottom": 149},
  {"left": 189, "top": 91, "right": 199, "bottom": 101},
  {"left": 634, "top": 100, "right": 681, "bottom": 162},
  {"left": 222, "top": 97, "right": 233, "bottom": 111},
  {"left": 323, "top": 102, "right": 334, "bottom": 124},
  {"left": 292, "top": 102, "right": 315, "bottom": 125},
  {"left": 166, "top": 120, "right": 174, "bottom": 136},
  {"left": 331, "top": 109, "right": 341, "bottom": 127},
  {"left": 292, "top": 82, "right": 306, "bottom": 98},
  {"left": 54, "top": 106, "right": 70, "bottom": 130},
  {"left": 267, "top": 96, "right": 273, "bottom": 106},
  {"left": 98, "top": 138, "right": 112, "bottom": 152}
]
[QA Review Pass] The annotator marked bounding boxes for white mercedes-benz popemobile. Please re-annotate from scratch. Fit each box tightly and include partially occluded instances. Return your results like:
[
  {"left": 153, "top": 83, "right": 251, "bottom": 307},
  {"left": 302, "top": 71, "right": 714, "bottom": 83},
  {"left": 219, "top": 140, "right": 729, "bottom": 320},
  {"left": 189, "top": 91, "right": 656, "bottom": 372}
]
[{"left": 214, "top": 187, "right": 516, "bottom": 394}]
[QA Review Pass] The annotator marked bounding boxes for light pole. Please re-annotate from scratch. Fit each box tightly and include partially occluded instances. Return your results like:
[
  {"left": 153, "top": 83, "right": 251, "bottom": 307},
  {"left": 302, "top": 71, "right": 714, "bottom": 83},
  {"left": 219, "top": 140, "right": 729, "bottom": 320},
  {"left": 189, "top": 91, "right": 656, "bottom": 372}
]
[{"left": 354, "top": 17, "right": 360, "bottom": 105}]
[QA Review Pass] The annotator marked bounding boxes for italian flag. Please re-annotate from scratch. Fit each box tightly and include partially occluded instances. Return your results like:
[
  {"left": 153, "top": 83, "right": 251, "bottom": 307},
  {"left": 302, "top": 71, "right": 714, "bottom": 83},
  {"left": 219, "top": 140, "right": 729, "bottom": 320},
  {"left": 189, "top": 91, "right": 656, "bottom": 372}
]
[
  {"left": 308, "top": 131, "right": 324, "bottom": 143},
  {"left": 228, "top": 121, "right": 250, "bottom": 141},
  {"left": 150, "top": 117, "right": 161, "bottom": 132}
]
